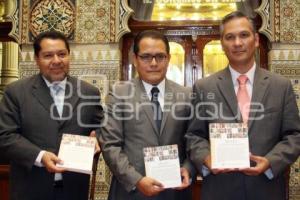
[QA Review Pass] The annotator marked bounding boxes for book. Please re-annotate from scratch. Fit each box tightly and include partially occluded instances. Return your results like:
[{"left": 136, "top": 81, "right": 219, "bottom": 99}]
[
  {"left": 209, "top": 123, "right": 250, "bottom": 169},
  {"left": 143, "top": 144, "right": 181, "bottom": 188},
  {"left": 57, "top": 134, "right": 95, "bottom": 174}
]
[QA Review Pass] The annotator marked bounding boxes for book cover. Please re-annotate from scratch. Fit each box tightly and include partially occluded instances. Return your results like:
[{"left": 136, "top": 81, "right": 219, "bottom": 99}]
[
  {"left": 57, "top": 134, "right": 95, "bottom": 174},
  {"left": 210, "top": 123, "right": 250, "bottom": 169},
  {"left": 143, "top": 144, "right": 181, "bottom": 188}
]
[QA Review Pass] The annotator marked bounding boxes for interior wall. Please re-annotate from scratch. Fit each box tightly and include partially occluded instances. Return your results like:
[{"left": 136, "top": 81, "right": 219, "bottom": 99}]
[
  {"left": 0, "top": 0, "right": 299, "bottom": 199},
  {"left": 267, "top": 0, "right": 300, "bottom": 199}
]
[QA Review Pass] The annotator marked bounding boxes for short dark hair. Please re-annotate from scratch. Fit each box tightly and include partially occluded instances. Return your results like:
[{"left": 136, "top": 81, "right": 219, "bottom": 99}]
[
  {"left": 220, "top": 11, "right": 256, "bottom": 37},
  {"left": 133, "top": 30, "right": 170, "bottom": 55},
  {"left": 33, "top": 31, "right": 70, "bottom": 56}
]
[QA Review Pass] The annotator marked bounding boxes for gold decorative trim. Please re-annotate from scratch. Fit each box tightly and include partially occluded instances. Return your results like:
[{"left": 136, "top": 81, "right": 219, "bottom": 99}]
[
  {"left": 255, "top": 0, "right": 275, "bottom": 42},
  {"left": 274, "top": 0, "right": 280, "bottom": 42},
  {"left": 20, "top": 0, "right": 30, "bottom": 44},
  {"left": 115, "top": 0, "right": 133, "bottom": 42},
  {"left": 4, "top": 0, "right": 19, "bottom": 42}
]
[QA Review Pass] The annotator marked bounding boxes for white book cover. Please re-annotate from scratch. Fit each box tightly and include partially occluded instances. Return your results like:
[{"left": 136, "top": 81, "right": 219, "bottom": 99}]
[
  {"left": 209, "top": 123, "right": 250, "bottom": 169},
  {"left": 143, "top": 144, "right": 181, "bottom": 188},
  {"left": 57, "top": 134, "right": 95, "bottom": 174}
]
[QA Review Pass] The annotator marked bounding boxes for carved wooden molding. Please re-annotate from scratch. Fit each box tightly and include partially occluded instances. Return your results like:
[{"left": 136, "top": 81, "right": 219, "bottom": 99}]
[
  {"left": 1, "top": 0, "right": 19, "bottom": 42},
  {"left": 7, "top": 0, "right": 19, "bottom": 43},
  {"left": 255, "top": 0, "right": 279, "bottom": 42},
  {"left": 115, "top": 0, "right": 133, "bottom": 42}
]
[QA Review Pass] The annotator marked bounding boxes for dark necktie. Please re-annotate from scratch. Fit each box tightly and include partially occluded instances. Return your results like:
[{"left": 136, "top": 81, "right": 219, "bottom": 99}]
[{"left": 151, "top": 86, "right": 162, "bottom": 131}]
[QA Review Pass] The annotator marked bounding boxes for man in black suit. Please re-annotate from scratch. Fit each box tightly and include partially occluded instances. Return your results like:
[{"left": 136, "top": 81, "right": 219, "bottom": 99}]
[{"left": 0, "top": 31, "right": 103, "bottom": 200}]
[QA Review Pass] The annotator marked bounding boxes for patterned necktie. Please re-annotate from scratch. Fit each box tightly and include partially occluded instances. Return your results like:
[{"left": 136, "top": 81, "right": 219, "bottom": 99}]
[
  {"left": 151, "top": 86, "right": 162, "bottom": 131},
  {"left": 237, "top": 75, "right": 250, "bottom": 123}
]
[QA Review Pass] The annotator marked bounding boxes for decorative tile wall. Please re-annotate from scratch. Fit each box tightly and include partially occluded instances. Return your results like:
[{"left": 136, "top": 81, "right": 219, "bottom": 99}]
[
  {"left": 75, "top": 0, "right": 114, "bottom": 43},
  {"left": 269, "top": 46, "right": 300, "bottom": 200},
  {"left": 280, "top": 0, "right": 300, "bottom": 43}
]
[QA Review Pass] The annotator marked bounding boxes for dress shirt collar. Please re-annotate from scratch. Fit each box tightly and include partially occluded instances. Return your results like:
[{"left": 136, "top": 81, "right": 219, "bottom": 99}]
[
  {"left": 142, "top": 79, "right": 165, "bottom": 100},
  {"left": 229, "top": 63, "right": 256, "bottom": 87},
  {"left": 43, "top": 76, "right": 67, "bottom": 91}
]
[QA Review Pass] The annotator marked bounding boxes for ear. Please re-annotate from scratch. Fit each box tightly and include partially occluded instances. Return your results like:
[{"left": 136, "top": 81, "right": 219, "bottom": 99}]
[
  {"left": 167, "top": 54, "right": 171, "bottom": 62},
  {"left": 220, "top": 40, "right": 225, "bottom": 51},
  {"left": 132, "top": 53, "right": 138, "bottom": 67},
  {"left": 34, "top": 55, "right": 39, "bottom": 64}
]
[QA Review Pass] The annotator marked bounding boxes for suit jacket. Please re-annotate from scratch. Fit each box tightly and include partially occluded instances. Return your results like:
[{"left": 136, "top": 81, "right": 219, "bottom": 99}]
[
  {"left": 99, "top": 78, "right": 195, "bottom": 200},
  {"left": 0, "top": 74, "right": 103, "bottom": 200},
  {"left": 186, "top": 67, "right": 300, "bottom": 200}
]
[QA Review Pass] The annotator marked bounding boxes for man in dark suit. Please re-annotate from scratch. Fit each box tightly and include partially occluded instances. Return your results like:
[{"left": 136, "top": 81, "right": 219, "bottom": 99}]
[
  {"left": 186, "top": 11, "right": 300, "bottom": 200},
  {"left": 0, "top": 31, "right": 103, "bottom": 200},
  {"left": 99, "top": 30, "right": 195, "bottom": 200}
]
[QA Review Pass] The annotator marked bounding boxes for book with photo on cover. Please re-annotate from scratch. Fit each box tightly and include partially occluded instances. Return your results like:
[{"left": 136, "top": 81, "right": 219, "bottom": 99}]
[
  {"left": 57, "top": 134, "right": 95, "bottom": 174},
  {"left": 143, "top": 144, "right": 181, "bottom": 188},
  {"left": 209, "top": 123, "right": 250, "bottom": 169}
]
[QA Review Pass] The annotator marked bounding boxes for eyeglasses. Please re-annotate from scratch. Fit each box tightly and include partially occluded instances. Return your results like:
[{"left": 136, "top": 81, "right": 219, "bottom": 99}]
[{"left": 137, "top": 53, "right": 168, "bottom": 63}]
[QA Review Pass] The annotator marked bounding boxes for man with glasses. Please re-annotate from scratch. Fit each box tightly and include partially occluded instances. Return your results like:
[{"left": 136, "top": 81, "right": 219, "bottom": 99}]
[{"left": 99, "top": 30, "right": 195, "bottom": 200}]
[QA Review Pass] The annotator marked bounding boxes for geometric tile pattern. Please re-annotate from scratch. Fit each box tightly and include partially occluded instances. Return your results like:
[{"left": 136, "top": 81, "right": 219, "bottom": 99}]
[
  {"left": 280, "top": 0, "right": 300, "bottom": 43},
  {"left": 29, "top": 0, "right": 75, "bottom": 38},
  {"left": 269, "top": 47, "right": 300, "bottom": 200},
  {"left": 18, "top": 0, "right": 132, "bottom": 44},
  {"left": 75, "top": 0, "right": 112, "bottom": 43}
]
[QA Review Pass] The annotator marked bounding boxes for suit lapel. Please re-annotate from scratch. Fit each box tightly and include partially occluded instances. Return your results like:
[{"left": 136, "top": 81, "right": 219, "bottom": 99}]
[
  {"left": 60, "top": 76, "right": 80, "bottom": 126},
  {"left": 31, "top": 75, "right": 60, "bottom": 118},
  {"left": 160, "top": 80, "right": 175, "bottom": 135},
  {"left": 216, "top": 68, "right": 240, "bottom": 122},
  {"left": 248, "top": 68, "right": 270, "bottom": 130},
  {"left": 134, "top": 79, "right": 159, "bottom": 135}
]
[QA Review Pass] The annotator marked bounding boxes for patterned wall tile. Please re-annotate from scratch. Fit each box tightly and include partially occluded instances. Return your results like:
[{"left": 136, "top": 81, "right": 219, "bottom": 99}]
[
  {"left": 29, "top": 0, "right": 75, "bottom": 38},
  {"left": 75, "top": 0, "right": 112, "bottom": 43},
  {"left": 280, "top": 0, "right": 300, "bottom": 43},
  {"left": 269, "top": 47, "right": 300, "bottom": 200}
]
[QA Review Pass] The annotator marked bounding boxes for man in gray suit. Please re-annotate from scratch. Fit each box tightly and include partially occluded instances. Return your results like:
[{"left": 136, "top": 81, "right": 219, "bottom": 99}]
[
  {"left": 186, "top": 11, "right": 300, "bottom": 200},
  {"left": 0, "top": 31, "right": 103, "bottom": 200},
  {"left": 99, "top": 30, "right": 194, "bottom": 200}
]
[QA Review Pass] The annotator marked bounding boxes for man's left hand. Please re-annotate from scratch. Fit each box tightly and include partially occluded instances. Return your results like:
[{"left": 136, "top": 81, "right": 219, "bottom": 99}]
[
  {"left": 240, "top": 154, "right": 270, "bottom": 176},
  {"left": 175, "top": 167, "right": 190, "bottom": 190},
  {"left": 89, "top": 130, "right": 101, "bottom": 154}
]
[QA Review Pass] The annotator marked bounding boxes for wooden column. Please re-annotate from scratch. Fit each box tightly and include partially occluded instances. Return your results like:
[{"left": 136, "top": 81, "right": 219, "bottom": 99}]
[{"left": 0, "top": 164, "right": 9, "bottom": 200}]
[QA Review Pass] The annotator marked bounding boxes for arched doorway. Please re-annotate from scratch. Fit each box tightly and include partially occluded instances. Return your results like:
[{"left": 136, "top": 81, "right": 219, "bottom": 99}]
[{"left": 122, "top": 1, "right": 268, "bottom": 87}]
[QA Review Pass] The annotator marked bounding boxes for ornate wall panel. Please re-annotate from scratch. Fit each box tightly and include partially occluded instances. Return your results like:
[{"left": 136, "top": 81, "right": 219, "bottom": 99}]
[
  {"left": 279, "top": 0, "right": 300, "bottom": 43},
  {"left": 18, "top": 0, "right": 133, "bottom": 44},
  {"left": 255, "top": 0, "right": 280, "bottom": 42},
  {"left": 19, "top": 0, "right": 76, "bottom": 43},
  {"left": 269, "top": 44, "right": 300, "bottom": 200},
  {"left": 256, "top": 0, "right": 300, "bottom": 43},
  {"left": 30, "top": 0, "right": 75, "bottom": 38},
  {"left": 75, "top": 0, "right": 111, "bottom": 43}
]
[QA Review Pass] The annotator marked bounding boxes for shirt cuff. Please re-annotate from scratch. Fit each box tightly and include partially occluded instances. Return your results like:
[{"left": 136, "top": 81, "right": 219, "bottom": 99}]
[
  {"left": 34, "top": 150, "right": 45, "bottom": 167},
  {"left": 202, "top": 165, "right": 210, "bottom": 177},
  {"left": 264, "top": 168, "right": 274, "bottom": 179}
]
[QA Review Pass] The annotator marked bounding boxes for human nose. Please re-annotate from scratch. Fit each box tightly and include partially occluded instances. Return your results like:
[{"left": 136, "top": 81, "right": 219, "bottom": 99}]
[
  {"left": 150, "top": 56, "right": 158, "bottom": 65},
  {"left": 52, "top": 54, "right": 62, "bottom": 63},
  {"left": 234, "top": 37, "right": 243, "bottom": 46}
]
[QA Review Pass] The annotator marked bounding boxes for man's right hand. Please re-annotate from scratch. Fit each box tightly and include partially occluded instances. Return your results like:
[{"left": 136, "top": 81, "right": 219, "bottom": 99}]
[
  {"left": 204, "top": 155, "right": 235, "bottom": 174},
  {"left": 41, "top": 151, "right": 65, "bottom": 173},
  {"left": 136, "top": 177, "right": 164, "bottom": 197}
]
